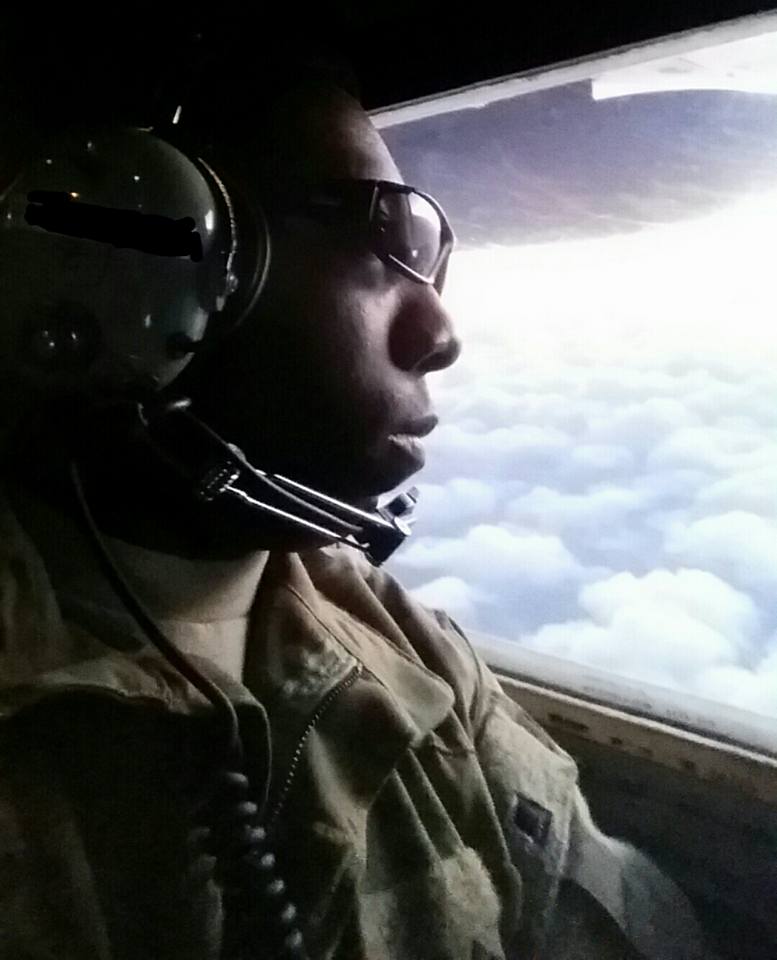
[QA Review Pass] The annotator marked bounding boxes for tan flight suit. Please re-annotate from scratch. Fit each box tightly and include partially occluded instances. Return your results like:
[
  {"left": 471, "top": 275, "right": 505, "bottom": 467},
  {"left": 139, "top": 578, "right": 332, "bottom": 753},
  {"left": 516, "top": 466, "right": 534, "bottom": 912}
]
[{"left": 0, "top": 490, "right": 710, "bottom": 959}]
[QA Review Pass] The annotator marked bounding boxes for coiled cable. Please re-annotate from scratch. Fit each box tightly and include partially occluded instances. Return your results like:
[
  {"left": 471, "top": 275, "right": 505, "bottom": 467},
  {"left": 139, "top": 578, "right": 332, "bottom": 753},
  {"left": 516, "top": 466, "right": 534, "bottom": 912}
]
[{"left": 69, "top": 458, "right": 309, "bottom": 960}]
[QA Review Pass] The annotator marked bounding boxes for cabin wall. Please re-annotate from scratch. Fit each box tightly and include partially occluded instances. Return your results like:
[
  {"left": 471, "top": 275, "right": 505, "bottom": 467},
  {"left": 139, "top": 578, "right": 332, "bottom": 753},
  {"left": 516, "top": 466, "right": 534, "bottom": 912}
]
[{"left": 498, "top": 674, "right": 777, "bottom": 960}]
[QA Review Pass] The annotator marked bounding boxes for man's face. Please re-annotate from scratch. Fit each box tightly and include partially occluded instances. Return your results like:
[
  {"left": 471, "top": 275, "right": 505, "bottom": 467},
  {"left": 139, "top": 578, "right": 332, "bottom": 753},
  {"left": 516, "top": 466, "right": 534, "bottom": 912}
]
[{"left": 186, "top": 85, "right": 461, "bottom": 503}]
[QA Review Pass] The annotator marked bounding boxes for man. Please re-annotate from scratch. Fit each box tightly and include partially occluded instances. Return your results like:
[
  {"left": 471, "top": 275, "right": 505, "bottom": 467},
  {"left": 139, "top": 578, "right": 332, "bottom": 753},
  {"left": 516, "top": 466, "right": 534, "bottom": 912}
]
[{"left": 0, "top": 35, "right": 711, "bottom": 960}]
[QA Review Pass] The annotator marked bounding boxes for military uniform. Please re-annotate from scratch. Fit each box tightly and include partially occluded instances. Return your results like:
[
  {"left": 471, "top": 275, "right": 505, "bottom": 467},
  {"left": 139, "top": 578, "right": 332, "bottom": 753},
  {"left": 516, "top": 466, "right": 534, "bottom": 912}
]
[{"left": 0, "top": 490, "right": 708, "bottom": 959}]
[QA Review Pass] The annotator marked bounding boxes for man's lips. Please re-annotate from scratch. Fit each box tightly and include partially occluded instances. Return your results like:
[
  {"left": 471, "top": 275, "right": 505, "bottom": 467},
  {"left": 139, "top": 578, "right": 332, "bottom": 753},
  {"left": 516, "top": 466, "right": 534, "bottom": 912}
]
[
  {"left": 385, "top": 414, "right": 438, "bottom": 470},
  {"left": 390, "top": 413, "right": 439, "bottom": 439}
]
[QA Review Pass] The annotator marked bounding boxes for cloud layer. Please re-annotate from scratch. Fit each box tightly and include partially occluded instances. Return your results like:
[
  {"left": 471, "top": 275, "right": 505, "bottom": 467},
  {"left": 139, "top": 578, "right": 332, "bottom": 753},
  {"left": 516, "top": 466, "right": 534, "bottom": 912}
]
[{"left": 386, "top": 210, "right": 777, "bottom": 720}]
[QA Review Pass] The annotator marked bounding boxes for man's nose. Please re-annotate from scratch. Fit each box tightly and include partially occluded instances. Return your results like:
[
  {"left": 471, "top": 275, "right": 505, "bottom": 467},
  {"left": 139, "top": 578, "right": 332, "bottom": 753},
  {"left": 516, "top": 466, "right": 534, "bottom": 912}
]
[{"left": 389, "top": 285, "right": 462, "bottom": 375}]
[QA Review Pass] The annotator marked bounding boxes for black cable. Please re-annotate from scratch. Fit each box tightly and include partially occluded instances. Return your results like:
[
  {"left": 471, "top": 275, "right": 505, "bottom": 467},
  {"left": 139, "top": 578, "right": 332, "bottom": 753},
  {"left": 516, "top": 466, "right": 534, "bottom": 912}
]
[
  {"left": 68, "top": 457, "right": 308, "bottom": 959},
  {"left": 68, "top": 458, "right": 244, "bottom": 762}
]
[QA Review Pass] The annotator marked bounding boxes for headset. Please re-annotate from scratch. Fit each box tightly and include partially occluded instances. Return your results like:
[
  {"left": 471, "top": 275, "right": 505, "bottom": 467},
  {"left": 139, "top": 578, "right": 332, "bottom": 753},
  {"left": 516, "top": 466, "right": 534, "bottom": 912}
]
[
  {"left": 0, "top": 118, "right": 419, "bottom": 566},
  {"left": 0, "top": 55, "right": 447, "bottom": 957},
  {"left": 0, "top": 120, "right": 327, "bottom": 958}
]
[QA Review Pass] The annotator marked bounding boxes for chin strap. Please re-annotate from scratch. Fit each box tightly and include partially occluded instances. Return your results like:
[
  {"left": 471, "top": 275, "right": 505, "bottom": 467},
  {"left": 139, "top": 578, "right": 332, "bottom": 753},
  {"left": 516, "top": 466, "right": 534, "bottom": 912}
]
[{"left": 135, "top": 396, "right": 419, "bottom": 566}]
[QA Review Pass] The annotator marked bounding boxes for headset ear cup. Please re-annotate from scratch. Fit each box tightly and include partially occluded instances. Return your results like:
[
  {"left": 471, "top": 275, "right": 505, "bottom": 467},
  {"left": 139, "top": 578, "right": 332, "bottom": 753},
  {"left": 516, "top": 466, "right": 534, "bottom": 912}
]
[
  {"left": 193, "top": 162, "right": 271, "bottom": 343},
  {"left": 143, "top": 129, "right": 271, "bottom": 358},
  {"left": 0, "top": 127, "right": 266, "bottom": 399},
  {"left": 157, "top": 179, "right": 271, "bottom": 398},
  {"left": 223, "top": 192, "right": 271, "bottom": 333}
]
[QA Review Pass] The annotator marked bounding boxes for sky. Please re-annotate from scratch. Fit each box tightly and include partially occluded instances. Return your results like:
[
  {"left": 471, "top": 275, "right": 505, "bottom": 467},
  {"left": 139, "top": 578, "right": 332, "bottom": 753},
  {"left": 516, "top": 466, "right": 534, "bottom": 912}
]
[{"left": 381, "top": 68, "right": 777, "bottom": 721}]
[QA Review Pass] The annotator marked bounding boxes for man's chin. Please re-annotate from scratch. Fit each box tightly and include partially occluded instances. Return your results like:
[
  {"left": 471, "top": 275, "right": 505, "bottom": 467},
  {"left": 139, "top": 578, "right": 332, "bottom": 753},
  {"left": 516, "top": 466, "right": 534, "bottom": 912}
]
[
  {"left": 267, "top": 444, "right": 421, "bottom": 510},
  {"left": 329, "top": 462, "right": 420, "bottom": 506}
]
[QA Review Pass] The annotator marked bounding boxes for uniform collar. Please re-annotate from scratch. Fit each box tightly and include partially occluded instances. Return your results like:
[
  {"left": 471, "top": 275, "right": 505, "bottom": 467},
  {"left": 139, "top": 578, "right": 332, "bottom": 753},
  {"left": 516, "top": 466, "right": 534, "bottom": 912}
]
[
  {"left": 244, "top": 550, "right": 454, "bottom": 749},
  {"left": 0, "top": 488, "right": 454, "bottom": 749}
]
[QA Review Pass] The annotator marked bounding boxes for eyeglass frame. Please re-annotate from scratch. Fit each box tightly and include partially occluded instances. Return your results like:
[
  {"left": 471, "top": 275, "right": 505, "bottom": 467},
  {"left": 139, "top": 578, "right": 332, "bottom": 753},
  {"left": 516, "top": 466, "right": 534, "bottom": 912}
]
[{"left": 267, "top": 178, "right": 456, "bottom": 292}]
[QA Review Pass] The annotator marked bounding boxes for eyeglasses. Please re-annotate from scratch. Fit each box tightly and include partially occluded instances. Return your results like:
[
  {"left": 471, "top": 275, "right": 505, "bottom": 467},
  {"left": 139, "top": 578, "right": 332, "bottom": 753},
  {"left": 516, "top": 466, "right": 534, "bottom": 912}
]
[{"left": 276, "top": 179, "right": 455, "bottom": 292}]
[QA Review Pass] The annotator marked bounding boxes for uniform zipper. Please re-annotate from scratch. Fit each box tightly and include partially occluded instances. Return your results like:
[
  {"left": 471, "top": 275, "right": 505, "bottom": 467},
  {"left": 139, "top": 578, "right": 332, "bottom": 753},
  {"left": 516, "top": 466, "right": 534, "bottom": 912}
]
[{"left": 267, "top": 664, "right": 362, "bottom": 828}]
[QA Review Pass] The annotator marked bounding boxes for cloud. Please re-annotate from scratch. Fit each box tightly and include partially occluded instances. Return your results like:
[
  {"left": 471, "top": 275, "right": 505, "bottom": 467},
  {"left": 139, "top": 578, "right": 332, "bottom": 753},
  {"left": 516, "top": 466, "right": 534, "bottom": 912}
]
[
  {"left": 502, "top": 392, "right": 589, "bottom": 436},
  {"left": 431, "top": 423, "right": 570, "bottom": 460},
  {"left": 586, "top": 397, "right": 701, "bottom": 453},
  {"left": 386, "top": 195, "right": 777, "bottom": 721},
  {"left": 582, "top": 367, "right": 687, "bottom": 403},
  {"left": 505, "top": 484, "right": 649, "bottom": 535},
  {"left": 414, "top": 478, "right": 500, "bottom": 531},
  {"left": 567, "top": 443, "right": 635, "bottom": 475},
  {"left": 399, "top": 523, "right": 581, "bottom": 587},
  {"left": 394, "top": 520, "right": 612, "bottom": 639},
  {"left": 522, "top": 613, "right": 732, "bottom": 691},
  {"left": 693, "top": 465, "right": 777, "bottom": 520},
  {"left": 633, "top": 468, "right": 715, "bottom": 507},
  {"left": 648, "top": 425, "right": 777, "bottom": 474},
  {"left": 579, "top": 568, "right": 759, "bottom": 649},
  {"left": 409, "top": 576, "right": 486, "bottom": 625},
  {"left": 665, "top": 510, "right": 777, "bottom": 591},
  {"left": 522, "top": 568, "right": 760, "bottom": 690},
  {"left": 423, "top": 422, "right": 571, "bottom": 484},
  {"left": 693, "top": 664, "right": 777, "bottom": 716}
]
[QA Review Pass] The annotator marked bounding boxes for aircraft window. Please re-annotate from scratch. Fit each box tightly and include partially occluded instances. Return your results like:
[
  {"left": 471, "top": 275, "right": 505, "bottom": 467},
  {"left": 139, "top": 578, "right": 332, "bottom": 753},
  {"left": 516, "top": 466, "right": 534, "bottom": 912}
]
[{"left": 378, "top": 16, "right": 777, "bottom": 749}]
